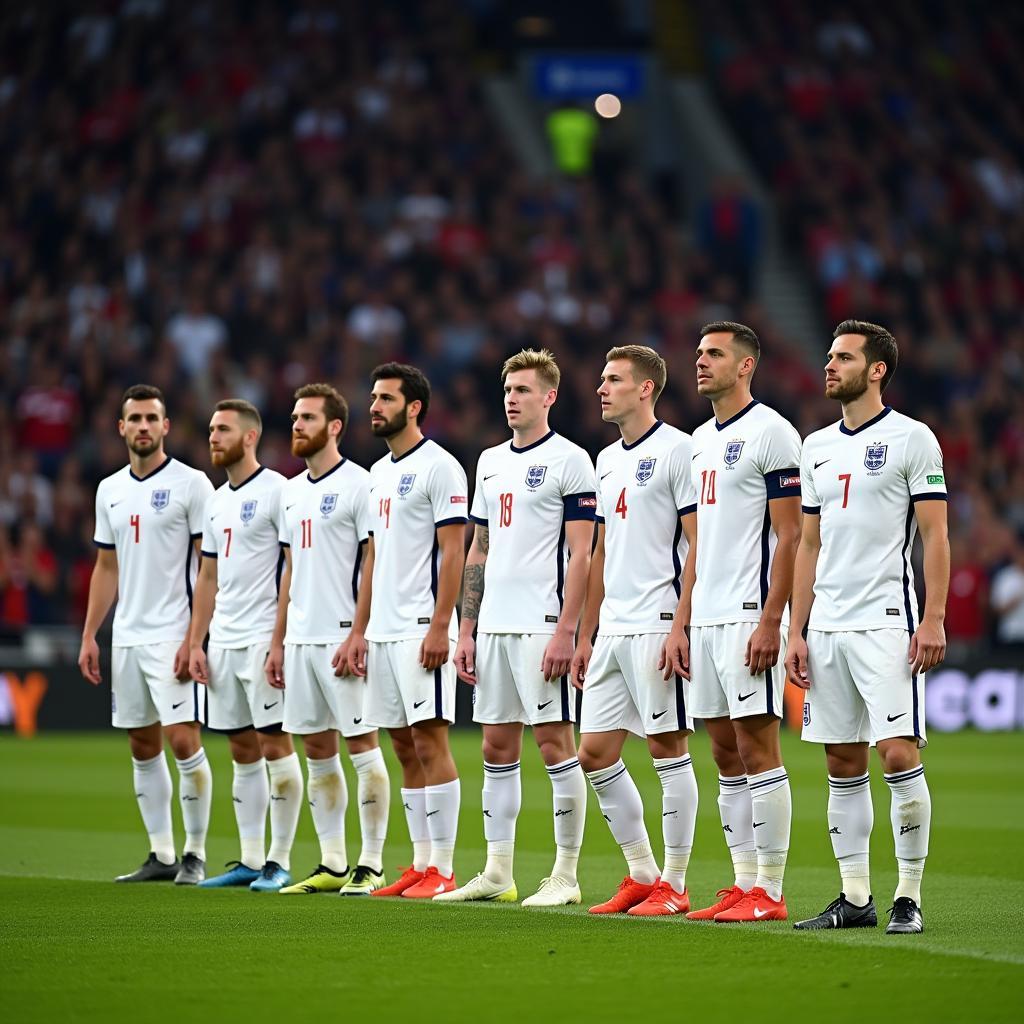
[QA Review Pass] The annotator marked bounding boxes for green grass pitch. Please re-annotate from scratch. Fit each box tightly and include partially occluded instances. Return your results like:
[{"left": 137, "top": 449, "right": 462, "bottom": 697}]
[{"left": 1, "top": 728, "right": 1022, "bottom": 1023}]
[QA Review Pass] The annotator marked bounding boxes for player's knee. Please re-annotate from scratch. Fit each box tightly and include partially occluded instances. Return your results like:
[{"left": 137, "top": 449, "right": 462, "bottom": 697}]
[
  {"left": 261, "top": 734, "right": 294, "bottom": 761},
  {"left": 229, "top": 732, "right": 262, "bottom": 764},
  {"left": 165, "top": 725, "right": 199, "bottom": 761},
  {"left": 577, "top": 741, "right": 612, "bottom": 773},
  {"left": 481, "top": 737, "right": 516, "bottom": 764},
  {"left": 709, "top": 741, "right": 744, "bottom": 776},
  {"left": 303, "top": 733, "right": 338, "bottom": 761},
  {"left": 878, "top": 742, "right": 919, "bottom": 776}
]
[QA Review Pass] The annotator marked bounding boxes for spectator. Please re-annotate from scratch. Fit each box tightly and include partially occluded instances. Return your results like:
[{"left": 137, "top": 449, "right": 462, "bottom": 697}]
[{"left": 991, "top": 543, "right": 1024, "bottom": 649}]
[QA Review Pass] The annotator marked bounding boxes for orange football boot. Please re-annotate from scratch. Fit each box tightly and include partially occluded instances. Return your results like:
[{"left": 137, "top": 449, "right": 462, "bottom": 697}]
[
  {"left": 588, "top": 876, "right": 657, "bottom": 915},
  {"left": 627, "top": 880, "right": 690, "bottom": 916},
  {"left": 401, "top": 866, "right": 457, "bottom": 899},
  {"left": 686, "top": 885, "right": 747, "bottom": 920},
  {"left": 371, "top": 866, "right": 424, "bottom": 897},
  {"left": 713, "top": 885, "right": 787, "bottom": 922}
]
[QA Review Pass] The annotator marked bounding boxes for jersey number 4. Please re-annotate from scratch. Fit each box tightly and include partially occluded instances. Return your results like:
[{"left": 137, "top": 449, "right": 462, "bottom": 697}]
[{"left": 130, "top": 514, "right": 140, "bottom": 542}]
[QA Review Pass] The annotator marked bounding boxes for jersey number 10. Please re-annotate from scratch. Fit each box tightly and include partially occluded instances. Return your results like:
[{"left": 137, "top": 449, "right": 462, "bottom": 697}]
[{"left": 700, "top": 470, "right": 717, "bottom": 505}]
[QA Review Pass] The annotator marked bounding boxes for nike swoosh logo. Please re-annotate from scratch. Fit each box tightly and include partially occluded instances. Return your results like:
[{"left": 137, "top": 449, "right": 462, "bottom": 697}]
[
  {"left": 652, "top": 710, "right": 668, "bottom": 720},
  {"left": 691, "top": 453, "right": 702, "bottom": 461},
  {"left": 413, "top": 700, "right": 426, "bottom": 709},
  {"left": 753, "top": 821, "right": 765, "bottom": 828},
  {"left": 208, "top": 513, "right": 217, "bottom": 520},
  {"left": 663, "top": 810, "right": 678, "bottom": 817},
  {"left": 483, "top": 474, "right": 498, "bottom": 481},
  {"left": 353, "top": 717, "right": 362, "bottom": 724},
  {"left": 600, "top": 472, "right": 613, "bottom": 480},
  {"left": 738, "top": 691, "right": 756, "bottom": 702},
  {"left": 110, "top": 500, "right": 123, "bottom": 508},
  {"left": 285, "top": 503, "right": 297, "bottom": 510},
  {"left": 171, "top": 701, "right": 186, "bottom": 710},
  {"left": 426, "top": 809, "right": 439, "bottom": 817},
  {"left": 753, "top": 907, "right": 771, "bottom": 919},
  {"left": 263, "top": 701, "right": 278, "bottom": 710},
  {"left": 887, "top": 713, "right": 906, "bottom": 722},
  {"left": 814, "top": 459, "right": 831, "bottom": 470},
  {"left": 537, "top": 700, "right": 553, "bottom": 711}
]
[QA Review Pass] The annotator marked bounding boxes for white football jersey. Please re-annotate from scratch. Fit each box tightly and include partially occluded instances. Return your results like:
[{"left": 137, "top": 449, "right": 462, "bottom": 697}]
[
  {"left": 366, "top": 438, "right": 468, "bottom": 642},
  {"left": 469, "top": 431, "right": 597, "bottom": 634},
  {"left": 595, "top": 421, "right": 697, "bottom": 635},
  {"left": 801, "top": 407, "right": 947, "bottom": 632},
  {"left": 93, "top": 457, "right": 214, "bottom": 647},
  {"left": 278, "top": 458, "right": 370, "bottom": 644},
  {"left": 690, "top": 401, "right": 802, "bottom": 626},
  {"left": 201, "top": 466, "right": 285, "bottom": 647}
]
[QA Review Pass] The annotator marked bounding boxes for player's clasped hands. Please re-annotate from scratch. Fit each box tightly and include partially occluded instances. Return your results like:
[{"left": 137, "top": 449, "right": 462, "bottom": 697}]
[{"left": 332, "top": 633, "right": 368, "bottom": 678}]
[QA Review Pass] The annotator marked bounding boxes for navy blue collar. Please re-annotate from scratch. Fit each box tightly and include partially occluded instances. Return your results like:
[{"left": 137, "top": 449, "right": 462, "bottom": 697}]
[
  {"left": 391, "top": 436, "right": 429, "bottom": 463},
  {"left": 622, "top": 420, "right": 663, "bottom": 451},
  {"left": 510, "top": 430, "right": 555, "bottom": 454},
  {"left": 130, "top": 455, "right": 173, "bottom": 482},
  {"left": 307, "top": 458, "right": 345, "bottom": 484},
  {"left": 229, "top": 465, "right": 265, "bottom": 491},
  {"left": 839, "top": 406, "right": 892, "bottom": 436},
  {"left": 714, "top": 399, "right": 759, "bottom": 432}
]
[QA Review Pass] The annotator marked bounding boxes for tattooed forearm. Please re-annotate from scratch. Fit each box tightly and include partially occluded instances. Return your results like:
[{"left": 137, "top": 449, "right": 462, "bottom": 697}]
[
  {"left": 477, "top": 525, "right": 489, "bottom": 555},
  {"left": 462, "top": 563, "right": 485, "bottom": 621}
]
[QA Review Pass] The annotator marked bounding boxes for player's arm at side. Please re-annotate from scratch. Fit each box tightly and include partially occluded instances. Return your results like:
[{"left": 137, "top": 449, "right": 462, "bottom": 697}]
[
  {"left": 543, "top": 517, "right": 593, "bottom": 682},
  {"left": 911, "top": 498, "right": 949, "bottom": 675},
  {"left": 454, "top": 524, "right": 487, "bottom": 684},
  {"left": 78, "top": 547, "right": 119, "bottom": 685},
  {"left": 266, "top": 546, "right": 291, "bottom": 688},
  {"left": 785, "top": 511, "right": 820, "bottom": 689},
  {"left": 188, "top": 554, "right": 218, "bottom": 684},
  {"left": 572, "top": 522, "right": 604, "bottom": 689},
  {"left": 662, "top": 510, "right": 697, "bottom": 680},
  {"left": 746, "top": 493, "right": 802, "bottom": 675},
  {"left": 334, "top": 537, "right": 373, "bottom": 677},
  {"left": 422, "top": 522, "right": 466, "bottom": 671}
]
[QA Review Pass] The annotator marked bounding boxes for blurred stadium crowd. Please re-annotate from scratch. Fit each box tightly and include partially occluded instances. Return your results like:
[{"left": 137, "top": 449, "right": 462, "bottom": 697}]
[{"left": 0, "top": 1, "right": 1022, "bottom": 651}]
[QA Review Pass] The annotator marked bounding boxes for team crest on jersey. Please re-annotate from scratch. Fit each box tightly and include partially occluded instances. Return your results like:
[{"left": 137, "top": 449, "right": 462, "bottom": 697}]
[
  {"left": 240, "top": 500, "right": 257, "bottom": 524},
  {"left": 525, "top": 465, "right": 547, "bottom": 489},
  {"left": 635, "top": 457, "right": 656, "bottom": 483},
  {"left": 398, "top": 473, "right": 416, "bottom": 496},
  {"left": 864, "top": 444, "right": 888, "bottom": 471},
  {"left": 724, "top": 440, "right": 745, "bottom": 466},
  {"left": 150, "top": 489, "right": 170, "bottom": 511},
  {"left": 320, "top": 493, "right": 338, "bottom": 516}
]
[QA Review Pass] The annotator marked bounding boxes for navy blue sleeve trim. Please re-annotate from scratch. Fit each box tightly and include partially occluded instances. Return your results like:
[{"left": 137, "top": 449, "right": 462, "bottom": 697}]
[
  {"left": 93, "top": 540, "right": 116, "bottom": 549},
  {"left": 469, "top": 514, "right": 488, "bottom": 526},
  {"left": 801, "top": 505, "right": 820, "bottom": 516},
  {"left": 563, "top": 491, "right": 597, "bottom": 521},
  {"left": 435, "top": 516, "right": 468, "bottom": 529},
  {"left": 911, "top": 492, "right": 948, "bottom": 503},
  {"left": 190, "top": 532, "right": 203, "bottom": 540},
  {"left": 358, "top": 536, "right": 369, "bottom": 545},
  {"left": 201, "top": 550, "right": 218, "bottom": 559},
  {"left": 594, "top": 514, "right": 606, "bottom": 524},
  {"left": 678, "top": 503, "right": 697, "bottom": 517},
  {"left": 279, "top": 540, "right": 291, "bottom": 548},
  {"left": 765, "top": 468, "right": 802, "bottom": 500},
  {"left": 366, "top": 530, "right": 374, "bottom": 537}
]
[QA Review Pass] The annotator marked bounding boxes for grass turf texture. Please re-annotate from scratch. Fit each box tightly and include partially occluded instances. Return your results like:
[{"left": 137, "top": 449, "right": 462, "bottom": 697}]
[{"left": 1, "top": 729, "right": 1021, "bottom": 1023}]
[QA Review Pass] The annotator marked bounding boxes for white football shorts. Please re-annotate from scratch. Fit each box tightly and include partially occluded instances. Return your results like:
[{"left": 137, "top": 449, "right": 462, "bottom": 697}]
[
  {"left": 689, "top": 622, "right": 786, "bottom": 721},
  {"left": 472, "top": 633, "right": 574, "bottom": 726}
]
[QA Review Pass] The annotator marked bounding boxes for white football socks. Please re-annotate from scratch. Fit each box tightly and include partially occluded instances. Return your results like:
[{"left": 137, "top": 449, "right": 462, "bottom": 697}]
[
  {"left": 132, "top": 752, "right": 175, "bottom": 864},
  {"left": 351, "top": 747, "right": 390, "bottom": 872},
  {"left": 653, "top": 755, "right": 698, "bottom": 892},
  {"left": 266, "top": 752, "right": 302, "bottom": 871},
  {"left": 176, "top": 748, "right": 212, "bottom": 861},
  {"left": 586, "top": 760, "right": 658, "bottom": 884},
  {"left": 424, "top": 778, "right": 461, "bottom": 878},
  {"left": 547, "top": 756, "right": 586, "bottom": 883},
  {"left": 401, "top": 787, "right": 431, "bottom": 872},
  {"left": 828, "top": 772, "right": 873, "bottom": 906},
  {"left": 749, "top": 767, "right": 791, "bottom": 902},
  {"left": 718, "top": 774, "right": 757, "bottom": 890},
  {"left": 482, "top": 761, "right": 520, "bottom": 884},
  {"left": 886, "top": 765, "right": 930, "bottom": 904},
  {"left": 306, "top": 755, "right": 348, "bottom": 873},
  {"left": 231, "top": 758, "right": 268, "bottom": 869}
]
